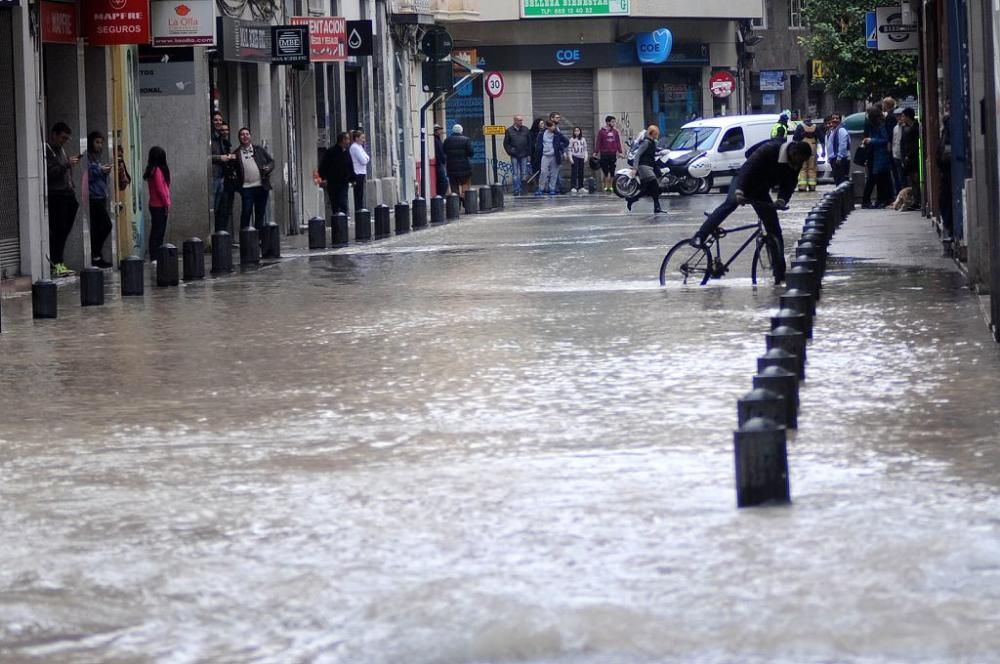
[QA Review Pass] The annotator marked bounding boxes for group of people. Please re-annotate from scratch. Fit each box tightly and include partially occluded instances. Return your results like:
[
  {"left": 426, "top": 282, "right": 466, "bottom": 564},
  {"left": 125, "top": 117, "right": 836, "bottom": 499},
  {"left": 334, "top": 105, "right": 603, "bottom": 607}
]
[
  {"left": 210, "top": 111, "right": 276, "bottom": 235},
  {"left": 317, "top": 129, "right": 371, "bottom": 217},
  {"left": 858, "top": 97, "right": 921, "bottom": 210}
]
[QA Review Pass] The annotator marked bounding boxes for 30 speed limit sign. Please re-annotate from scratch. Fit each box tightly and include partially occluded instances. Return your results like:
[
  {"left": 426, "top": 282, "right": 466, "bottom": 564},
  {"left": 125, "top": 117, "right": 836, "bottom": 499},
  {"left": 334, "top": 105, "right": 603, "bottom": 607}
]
[{"left": 484, "top": 71, "right": 505, "bottom": 99}]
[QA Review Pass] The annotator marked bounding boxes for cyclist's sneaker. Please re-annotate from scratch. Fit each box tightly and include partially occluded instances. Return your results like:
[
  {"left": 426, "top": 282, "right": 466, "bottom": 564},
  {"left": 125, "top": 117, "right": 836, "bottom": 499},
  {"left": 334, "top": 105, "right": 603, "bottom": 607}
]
[{"left": 52, "top": 263, "right": 75, "bottom": 277}]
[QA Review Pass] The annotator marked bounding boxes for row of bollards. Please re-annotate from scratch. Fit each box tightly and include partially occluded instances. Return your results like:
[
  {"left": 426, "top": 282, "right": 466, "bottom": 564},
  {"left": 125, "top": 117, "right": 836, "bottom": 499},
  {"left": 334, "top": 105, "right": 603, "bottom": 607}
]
[{"left": 734, "top": 181, "right": 854, "bottom": 508}]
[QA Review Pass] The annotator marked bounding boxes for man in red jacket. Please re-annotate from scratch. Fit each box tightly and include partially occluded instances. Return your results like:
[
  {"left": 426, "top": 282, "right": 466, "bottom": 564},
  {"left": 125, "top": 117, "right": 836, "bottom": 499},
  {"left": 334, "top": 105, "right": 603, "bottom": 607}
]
[{"left": 594, "top": 115, "right": 624, "bottom": 193}]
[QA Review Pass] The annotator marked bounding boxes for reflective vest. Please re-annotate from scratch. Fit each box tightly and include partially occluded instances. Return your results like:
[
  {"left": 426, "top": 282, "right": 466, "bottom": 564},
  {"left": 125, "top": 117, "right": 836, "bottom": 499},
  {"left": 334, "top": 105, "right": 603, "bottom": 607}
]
[{"left": 770, "top": 122, "right": 788, "bottom": 140}]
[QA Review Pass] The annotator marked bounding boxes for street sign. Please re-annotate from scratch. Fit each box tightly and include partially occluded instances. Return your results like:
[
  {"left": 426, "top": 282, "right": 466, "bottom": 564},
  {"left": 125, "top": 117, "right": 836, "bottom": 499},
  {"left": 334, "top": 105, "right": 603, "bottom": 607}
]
[
  {"left": 709, "top": 70, "right": 736, "bottom": 98},
  {"left": 271, "top": 25, "right": 310, "bottom": 65},
  {"left": 521, "top": 0, "right": 629, "bottom": 18},
  {"left": 290, "top": 16, "right": 347, "bottom": 61},
  {"left": 421, "top": 28, "right": 453, "bottom": 60},
  {"left": 346, "top": 20, "right": 373, "bottom": 56},
  {"left": 422, "top": 60, "right": 452, "bottom": 93},
  {"left": 866, "top": 11, "right": 878, "bottom": 49},
  {"left": 875, "top": 6, "right": 918, "bottom": 51},
  {"left": 484, "top": 71, "right": 505, "bottom": 99},
  {"left": 483, "top": 124, "right": 506, "bottom": 136}
]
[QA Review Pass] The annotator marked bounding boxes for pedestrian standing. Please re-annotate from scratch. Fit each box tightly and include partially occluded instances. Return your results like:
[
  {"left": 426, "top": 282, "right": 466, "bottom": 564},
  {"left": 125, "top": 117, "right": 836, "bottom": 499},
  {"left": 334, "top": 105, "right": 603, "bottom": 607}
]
[
  {"left": 535, "top": 120, "right": 568, "bottom": 196},
  {"left": 142, "top": 146, "right": 171, "bottom": 262},
  {"left": 595, "top": 115, "right": 624, "bottom": 193},
  {"left": 529, "top": 117, "right": 545, "bottom": 191},
  {"left": 318, "top": 131, "right": 353, "bottom": 216},
  {"left": 899, "top": 108, "right": 921, "bottom": 211},
  {"left": 443, "top": 124, "right": 474, "bottom": 196},
  {"left": 824, "top": 113, "right": 851, "bottom": 185},
  {"left": 350, "top": 130, "right": 370, "bottom": 212},
  {"left": 569, "top": 126, "right": 588, "bottom": 193},
  {"left": 861, "top": 105, "right": 892, "bottom": 208},
  {"left": 891, "top": 111, "right": 904, "bottom": 196},
  {"left": 231, "top": 127, "right": 275, "bottom": 229},
  {"left": 792, "top": 119, "right": 818, "bottom": 191},
  {"left": 503, "top": 115, "right": 532, "bottom": 196},
  {"left": 625, "top": 125, "right": 663, "bottom": 214},
  {"left": 85, "top": 131, "right": 114, "bottom": 268},
  {"left": 882, "top": 97, "right": 900, "bottom": 195},
  {"left": 211, "top": 121, "right": 235, "bottom": 233},
  {"left": 433, "top": 125, "right": 449, "bottom": 197},
  {"left": 937, "top": 113, "right": 954, "bottom": 240},
  {"left": 44, "top": 122, "right": 80, "bottom": 277}
]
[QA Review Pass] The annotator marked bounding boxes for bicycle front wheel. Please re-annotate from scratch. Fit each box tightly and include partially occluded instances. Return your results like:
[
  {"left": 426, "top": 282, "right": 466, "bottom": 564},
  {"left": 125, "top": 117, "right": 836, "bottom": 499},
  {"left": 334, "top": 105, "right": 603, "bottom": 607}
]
[
  {"left": 751, "top": 235, "right": 780, "bottom": 286},
  {"left": 660, "top": 239, "right": 713, "bottom": 286}
]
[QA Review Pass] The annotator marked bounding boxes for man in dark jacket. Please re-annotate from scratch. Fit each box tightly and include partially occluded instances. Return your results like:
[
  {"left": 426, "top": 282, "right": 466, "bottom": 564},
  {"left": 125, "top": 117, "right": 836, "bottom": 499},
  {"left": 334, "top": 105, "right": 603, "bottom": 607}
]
[
  {"left": 211, "top": 121, "right": 234, "bottom": 232},
  {"left": 503, "top": 115, "right": 532, "bottom": 195},
  {"left": 443, "top": 124, "right": 474, "bottom": 195},
  {"left": 433, "top": 125, "right": 449, "bottom": 197},
  {"left": 692, "top": 140, "right": 812, "bottom": 283},
  {"left": 898, "top": 108, "right": 921, "bottom": 211},
  {"left": 534, "top": 120, "right": 569, "bottom": 195},
  {"left": 318, "top": 131, "right": 354, "bottom": 216}
]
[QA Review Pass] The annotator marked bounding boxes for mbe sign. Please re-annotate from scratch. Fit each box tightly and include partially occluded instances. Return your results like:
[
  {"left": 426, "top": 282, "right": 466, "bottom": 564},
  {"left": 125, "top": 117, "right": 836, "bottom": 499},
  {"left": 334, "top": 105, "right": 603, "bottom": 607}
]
[{"left": 271, "top": 25, "right": 309, "bottom": 65}]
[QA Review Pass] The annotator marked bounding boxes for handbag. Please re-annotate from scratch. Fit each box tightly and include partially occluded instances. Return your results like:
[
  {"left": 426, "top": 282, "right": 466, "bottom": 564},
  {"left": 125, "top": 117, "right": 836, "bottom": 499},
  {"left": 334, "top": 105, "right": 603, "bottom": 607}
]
[
  {"left": 117, "top": 157, "right": 132, "bottom": 192},
  {"left": 852, "top": 145, "right": 868, "bottom": 167}
]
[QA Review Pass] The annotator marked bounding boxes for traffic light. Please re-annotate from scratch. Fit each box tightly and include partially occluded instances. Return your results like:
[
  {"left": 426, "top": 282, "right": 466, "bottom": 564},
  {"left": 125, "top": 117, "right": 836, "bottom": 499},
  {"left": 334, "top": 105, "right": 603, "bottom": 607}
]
[{"left": 421, "top": 27, "right": 454, "bottom": 94}]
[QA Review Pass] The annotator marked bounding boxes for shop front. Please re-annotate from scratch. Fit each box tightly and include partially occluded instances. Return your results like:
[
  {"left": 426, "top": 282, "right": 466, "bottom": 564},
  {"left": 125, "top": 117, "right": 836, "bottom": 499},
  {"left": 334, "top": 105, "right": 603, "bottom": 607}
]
[{"left": 0, "top": 3, "right": 19, "bottom": 279}]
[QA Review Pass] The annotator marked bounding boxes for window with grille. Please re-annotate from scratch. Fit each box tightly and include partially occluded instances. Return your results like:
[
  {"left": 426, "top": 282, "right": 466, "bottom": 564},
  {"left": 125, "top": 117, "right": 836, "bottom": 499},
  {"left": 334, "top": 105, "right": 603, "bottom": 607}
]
[
  {"left": 751, "top": 0, "right": 767, "bottom": 29},
  {"left": 789, "top": 0, "right": 804, "bottom": 29}
]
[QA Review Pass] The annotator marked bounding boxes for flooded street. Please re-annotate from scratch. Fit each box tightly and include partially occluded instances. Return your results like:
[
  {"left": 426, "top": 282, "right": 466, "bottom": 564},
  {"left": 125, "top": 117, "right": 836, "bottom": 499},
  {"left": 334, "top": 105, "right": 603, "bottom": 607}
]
[{"left": 1, "top": 193, "right": 999, "bottom": 663}]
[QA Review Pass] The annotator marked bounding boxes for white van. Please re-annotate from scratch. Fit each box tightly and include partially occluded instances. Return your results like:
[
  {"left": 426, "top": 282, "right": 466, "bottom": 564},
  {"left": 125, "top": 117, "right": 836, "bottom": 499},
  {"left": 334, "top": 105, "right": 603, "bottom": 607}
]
[{"left": 665, "top": 114, "right": 830, "bottom": 193}]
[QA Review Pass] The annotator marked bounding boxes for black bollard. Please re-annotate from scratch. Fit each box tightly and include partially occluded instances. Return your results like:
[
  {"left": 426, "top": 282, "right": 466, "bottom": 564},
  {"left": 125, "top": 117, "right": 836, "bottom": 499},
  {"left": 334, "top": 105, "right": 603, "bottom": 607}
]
[
  {"left": 785, "top": 265, "right": 818, "bottom": 300},
  {"left": 734, "top": 417, "right": 790, "bottom": 507},
  {"left": 239, "top": 226, "right": 260, "bottom": 265},
  {"left": 412, "top": 197, "right": 428, "bottom": 229},
  {"left": 446, "top": 193, "right": 462, "bottom": 219},
  {"left": 80, "top": 267, "right": 104, "bottom": 307},
  {"left": 478, "top": 186, "right": 493, "bottom": 212},
  {"left": 791, "top": 257, "right": 821, "bottom": 290},
  {"left": 757, "top": 348, "right": 800, "bottom": 377},
  {"left": 120, "top": 256, "right": 145, "bottom": 296},
  {"left": 261, "top": 222, "right": 281, "bottom": 259},
  {"left": 463, "top": 189, "right": 479, "bottom": 214},
  {"left": 331, "top": 212, "right": 349, "bottom": 245},
  {"left": 765, "top": 325, "right": 807, "bottom": 380},
  {"left": 738, "top": 387, "right": 786, "bottom": 429},
  {"left": 753, "top": 366, "right": 799, "bottom": 429},
  {"left": 780, "top": 288, "right": 816, "bottom": 335},
  {"left": 355, "top": 209, "right": 372, "bottom": 241},
  {"left": 183, "top": 238, "right": 206, "bottom": 280},
  {"left": 32, "top": 280, "right": 57, "bottom": 319},
  {"left": 308, "top": 216, "right": 327, "bottom": 250},
  {"left": 431, "top": 196, "right": 446, "bottom": 224},
  {"left": 373, "top": 204, "right": 391, "bottom": 238},
  {"left": 394, "top": 202, "right": 411, "bottom": 235},
  {"left": 211, "top": 231, "right": 233, "bottom": 274},
  {"left": 770, "top": 307, "right": 809, "bottom": 341},
  {"left": 491, "top": 184, "right": 504, "bottom": 209},
  {"left": 156, "top": 244, "right": 179, "bottom": 287}
]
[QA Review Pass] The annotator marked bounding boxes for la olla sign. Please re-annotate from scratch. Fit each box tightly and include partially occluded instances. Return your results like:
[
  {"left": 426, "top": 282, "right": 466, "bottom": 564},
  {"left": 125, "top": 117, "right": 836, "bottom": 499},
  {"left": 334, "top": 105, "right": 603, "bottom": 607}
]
[{"left": 710, "top": 70, "right": 737, "bottom": 98}]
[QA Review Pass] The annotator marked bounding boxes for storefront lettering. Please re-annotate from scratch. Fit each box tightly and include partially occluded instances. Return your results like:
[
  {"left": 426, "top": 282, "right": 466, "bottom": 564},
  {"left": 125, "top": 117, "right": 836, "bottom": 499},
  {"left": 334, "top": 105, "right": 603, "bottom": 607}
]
[{"left": 555, "top": 48, "right": 581, "bottom": 65}]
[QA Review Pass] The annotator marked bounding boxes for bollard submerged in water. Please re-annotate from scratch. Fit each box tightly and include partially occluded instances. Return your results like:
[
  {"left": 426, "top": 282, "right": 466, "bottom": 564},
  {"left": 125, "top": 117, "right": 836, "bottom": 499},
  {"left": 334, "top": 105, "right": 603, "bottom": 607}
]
[
  {"left": 260, "top": 222, "right": 281, "bottom": 259},
  {"left": 478, "top": 186, "right": 493, "bottom": 212},
  {"left": 431, "top": 196, "right": 446, "bottom": 224},
  {"left": 738, "top": 387, "right": 786, "bottom": 429},
  {"left": 80, "top": 267, "right": 104, "bottom": 306},
  {"left": 308, "top": 216, "right": 327, "bottom": 250},
  {"left": 156, "top": 244, "right": 179, "bottom": 287},
  {"left": 239, "top": 227, "right": 260, "bottom": 266},
  {"left": 491, "top": 184, "right": 504, "bottom": 209},
  {"left": 446, "top": 193, "right": 462, "bottom": 219},
  {"left": 374, "top": 205, "right": 391, "bottom": 238},
  {"left": 32, "top": 280, "right": 58, "bottom": 319},
  {"left": 355, "top": 209, "right": 372, "bottom": 241},
  {"left": 331, "top": 212, "right": 349, "bottom": 245},
  {"left": 412, "top": 198, "right": 428, "bottom": 229},
  {"left": 183, "top": 238, "right": 206, "bottom": 280},
  {"left": 734, "top": 417, "right": 791, "bottom": 507},
  {"left": 765, "top": 325, "right": 807, "bottom": 379},
  {"left": 395, "top": 202, "right": 411, "bottom": 235},
  {"left": 757, "top": 347, "right": 799, "bottom": 378},
  {"left": 463, "top": 189, "right": 479, "bottom": 214},
  {"left": 753, "top": 365, "right": 799, "bottom": 429},
  {"left": 211, "top": 231, "right": 233, "bottom": 274},
  {"left": 120, "top": 256, "right": 145, "bottom": 295}
]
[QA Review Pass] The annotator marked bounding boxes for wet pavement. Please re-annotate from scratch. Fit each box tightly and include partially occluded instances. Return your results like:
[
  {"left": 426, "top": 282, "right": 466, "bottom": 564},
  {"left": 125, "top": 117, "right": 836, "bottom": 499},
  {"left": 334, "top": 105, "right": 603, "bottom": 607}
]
[{"left": 1, "top": 191, "right": 999, "bottom": 663}]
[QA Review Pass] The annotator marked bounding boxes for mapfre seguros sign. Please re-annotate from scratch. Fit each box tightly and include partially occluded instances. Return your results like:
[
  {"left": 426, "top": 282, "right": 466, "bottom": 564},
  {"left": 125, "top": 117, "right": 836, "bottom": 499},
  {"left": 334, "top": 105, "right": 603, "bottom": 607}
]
[{"left": 85, "top": 0, "right": 152, "bottom": 45}]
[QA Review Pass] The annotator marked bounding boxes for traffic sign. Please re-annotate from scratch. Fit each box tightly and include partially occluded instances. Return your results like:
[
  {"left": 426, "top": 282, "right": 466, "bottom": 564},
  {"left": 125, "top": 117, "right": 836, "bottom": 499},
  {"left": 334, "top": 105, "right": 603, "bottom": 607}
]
[
  {"left": 483, "top": 124, "right": 507, "bottom": 136},
  {"left": 420, "top": 28, "right": 453, "bottom": 60},
  {"left": 484, "top": 71, "right": 505, "bottom": 99},
  {"left": 865, "top": 11, "right": 878, "bottom": 49},
  {"left": 709, "top": 70, "right": 736, "bottom": 98},
  {"left": 875, "top": 6, "right": 918, "bottom": 51}
]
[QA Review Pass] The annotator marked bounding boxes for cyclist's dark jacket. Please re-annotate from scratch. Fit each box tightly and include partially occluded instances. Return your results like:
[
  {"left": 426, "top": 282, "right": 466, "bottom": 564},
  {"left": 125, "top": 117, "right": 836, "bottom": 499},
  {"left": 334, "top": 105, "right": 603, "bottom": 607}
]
[{"left": 735, "top": 140, "right": 800, "bottom": 203}]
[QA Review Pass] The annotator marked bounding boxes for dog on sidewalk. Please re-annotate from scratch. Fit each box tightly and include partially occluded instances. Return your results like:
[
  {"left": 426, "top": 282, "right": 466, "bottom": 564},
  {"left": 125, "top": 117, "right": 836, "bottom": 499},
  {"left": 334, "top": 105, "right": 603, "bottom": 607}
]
[{"left": 891, "top": 186, "right": 914, "bottom": 211}]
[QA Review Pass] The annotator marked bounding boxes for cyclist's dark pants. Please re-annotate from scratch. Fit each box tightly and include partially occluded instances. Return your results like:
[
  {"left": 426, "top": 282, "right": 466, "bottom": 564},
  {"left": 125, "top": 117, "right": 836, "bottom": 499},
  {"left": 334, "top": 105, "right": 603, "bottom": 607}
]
[{"left": 696, "top": 178, "right": 785, "bottom": 280}]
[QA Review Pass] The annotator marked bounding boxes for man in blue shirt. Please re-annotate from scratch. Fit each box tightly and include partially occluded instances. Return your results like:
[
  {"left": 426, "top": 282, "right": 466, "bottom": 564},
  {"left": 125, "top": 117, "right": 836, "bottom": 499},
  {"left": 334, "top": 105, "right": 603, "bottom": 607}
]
[{"left": 825, "top": 113, "right": 851, "bottom": 185}]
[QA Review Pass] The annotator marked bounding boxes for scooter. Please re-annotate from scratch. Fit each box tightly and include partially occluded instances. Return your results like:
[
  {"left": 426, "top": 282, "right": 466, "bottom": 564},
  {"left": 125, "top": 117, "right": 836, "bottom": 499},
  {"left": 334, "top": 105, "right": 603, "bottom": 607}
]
[{"left": 613, "top": 149, "right": 712, "bottom": 199}]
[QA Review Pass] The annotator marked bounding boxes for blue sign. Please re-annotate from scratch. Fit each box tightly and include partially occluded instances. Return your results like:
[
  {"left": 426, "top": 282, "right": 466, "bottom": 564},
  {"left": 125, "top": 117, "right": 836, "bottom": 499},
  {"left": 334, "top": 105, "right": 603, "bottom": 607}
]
[
  {"left": 636, "top": 28, "right": 673, "bottom": 65},
  {"left": 759, "top": 69, "right": 785, "bottom": 91},
  {"left": 555, "top": 48, "right": 582, "bottom": 66},
  {"left": 866, "top": 11, "right": 878, "bottom": 49}
]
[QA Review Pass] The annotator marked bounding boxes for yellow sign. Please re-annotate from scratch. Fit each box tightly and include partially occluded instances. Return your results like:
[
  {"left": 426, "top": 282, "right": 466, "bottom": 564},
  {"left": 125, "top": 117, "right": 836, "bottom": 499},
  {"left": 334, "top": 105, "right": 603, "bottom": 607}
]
[
  {"left": 483, "top": 124, "right": 507, "bottom": 136},
  {"left": 811, "top": 60, "right": 825, "bottom": 81}
]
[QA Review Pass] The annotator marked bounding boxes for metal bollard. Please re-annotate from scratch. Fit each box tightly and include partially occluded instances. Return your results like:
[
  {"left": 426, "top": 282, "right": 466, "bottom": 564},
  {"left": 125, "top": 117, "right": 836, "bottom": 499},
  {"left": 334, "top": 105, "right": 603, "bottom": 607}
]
[
  {"left": 239, "top": 227, "right": 260, "bottom": 265},
  {"left": 374, "top": 204, "right": 391, "bottom": 238},
  {"left": 446, "top": 193, "right": 462, "bottom": 219},
  {"left": 491, "top": 184, "right": 504, "bottom": 209},
  {"left": 757, "top": 347, "right": 800, "bottom": 377},
  {"left": 791, "top": 257, "right": 820, "bottom": 289},
  {"left": 80, "top": 267, "right": 104, "bottom": 307},
  {"left": 331, "top": 212, "right": 349, "bottom": 245},
  {"left": 785, "top": 265, "right": 818, "bottom": 300},
  {"left": 32, "top": 280, "right": 58, "bottom": 319},
  {"left": 211, "top": 231, "right": 233, "bottom": 274},
  {"left": 463, "top": 189, "right": 479, "bottom": 214},
  {"left": 765, "top": 325, "right": 807, "bottom": 380},
  {"left": 355, "top": 209, "right": 372, "bottom": 241},
  {"left": 780, "top": 287, "right": 816, "bottom": 319},
  {"left": 478, "top": 186, "right": 493, "bottom": 212},
  {"left": 183, "top": 238, "right": 206, "bottom": 280},
  {"left": 752, "top": 366, "right": 799, "bottom": 429},
  {"left": 394, "top": 202, "right": 411, "bottom": 235},
  {"left": 412, "top": 197, "right": 428, "bottom": 229},
  {"left": 120, "top": 256, "right": 145, "bottom": 295},
  {"left": 156, "top": 244, "right": 179, "bottom": 286},
  {"left": 738, "top": 387, "right": 786, "bottom": 429},
  {"left": 770, "top": 307, "right": 809, "bottom": 341},
  {"left": 734, "top": 417, "right": 790, "bottom": 507},
  {"left": 260, "top": 222, "right": 281, "bottom": 259},
  {"left": 431, "top": 195, "right": 446, "bottom": 224},
  {"left": 308, "top": 216, "right": 327, "bottom": 250}
]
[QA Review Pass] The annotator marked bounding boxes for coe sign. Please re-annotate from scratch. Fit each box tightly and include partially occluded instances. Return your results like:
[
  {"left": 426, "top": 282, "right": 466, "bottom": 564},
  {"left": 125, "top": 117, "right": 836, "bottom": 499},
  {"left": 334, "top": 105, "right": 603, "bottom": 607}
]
[
  {"left": 484, "top": 71, "right": 505, "bottom": 98},
  {"left": 709, "top": 70, "right": 737, "bottom": 98}
]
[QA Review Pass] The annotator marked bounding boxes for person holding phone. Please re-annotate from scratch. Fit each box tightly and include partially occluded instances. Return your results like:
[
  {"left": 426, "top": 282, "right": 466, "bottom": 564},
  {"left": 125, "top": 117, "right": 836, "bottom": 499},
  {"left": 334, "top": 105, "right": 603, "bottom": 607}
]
[
  {"left": 86, "top": 131, "right": 114, "bottom": 268},
  {"left": 44, "top": 122, "right": 80, "bottom": 277}
]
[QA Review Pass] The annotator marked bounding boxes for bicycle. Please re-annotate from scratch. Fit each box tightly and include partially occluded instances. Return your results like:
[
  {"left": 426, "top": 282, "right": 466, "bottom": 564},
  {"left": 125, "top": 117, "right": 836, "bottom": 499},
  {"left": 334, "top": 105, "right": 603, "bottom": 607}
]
[{"left": 658, "top": 201, "right": 786, "bottom": 286}]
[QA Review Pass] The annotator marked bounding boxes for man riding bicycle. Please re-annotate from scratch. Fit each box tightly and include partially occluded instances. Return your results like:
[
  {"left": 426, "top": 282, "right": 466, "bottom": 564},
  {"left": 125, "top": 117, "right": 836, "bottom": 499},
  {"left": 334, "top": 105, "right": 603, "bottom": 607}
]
[{"left": 691, "top": 139, "right": 812, "bottom": 284}]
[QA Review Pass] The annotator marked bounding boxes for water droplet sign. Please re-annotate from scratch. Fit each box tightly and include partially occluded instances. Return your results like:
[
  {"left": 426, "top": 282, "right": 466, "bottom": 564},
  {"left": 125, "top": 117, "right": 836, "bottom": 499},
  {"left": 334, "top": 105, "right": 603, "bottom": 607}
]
[
  {"left": 345, "top": 19, "right": 373, "bottom": 56},
  {"left": 348, "top": 29, "right": 361, "bottom": 49}
]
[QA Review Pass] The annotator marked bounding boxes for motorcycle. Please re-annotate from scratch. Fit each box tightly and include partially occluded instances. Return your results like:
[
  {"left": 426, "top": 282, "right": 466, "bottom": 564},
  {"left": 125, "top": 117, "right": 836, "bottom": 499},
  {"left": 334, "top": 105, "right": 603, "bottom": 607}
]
[{"left": 613, "top": 149, "right": 712, "bottom": 199}]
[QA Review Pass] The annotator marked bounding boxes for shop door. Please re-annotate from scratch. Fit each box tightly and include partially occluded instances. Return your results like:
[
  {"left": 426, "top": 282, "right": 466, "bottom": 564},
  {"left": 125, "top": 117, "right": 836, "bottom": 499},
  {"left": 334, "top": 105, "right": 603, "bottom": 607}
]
[
  {"left": 532, "top": 70, "right": 594, "bottom": 184},
  {"left": 0, "top": 8, "right": 20, "bottom": 278}
]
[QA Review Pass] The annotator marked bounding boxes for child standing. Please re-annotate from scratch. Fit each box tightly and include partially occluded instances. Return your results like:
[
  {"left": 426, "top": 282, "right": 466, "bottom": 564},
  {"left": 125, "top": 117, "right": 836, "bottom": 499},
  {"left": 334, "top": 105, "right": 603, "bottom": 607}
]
[
  {"left": 143, "top": 146, "right": 171, "bottom": 262},
  {"left": 569, "top": 126, "right": 588, "bottom": 194}
]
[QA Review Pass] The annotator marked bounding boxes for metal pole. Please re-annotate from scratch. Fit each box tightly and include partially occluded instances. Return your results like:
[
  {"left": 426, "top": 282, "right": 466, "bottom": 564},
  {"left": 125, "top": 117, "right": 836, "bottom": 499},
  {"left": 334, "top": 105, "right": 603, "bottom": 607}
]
[
  {"left": 490, "top": 95, "right": 498, "bottom": 185},
  {"left": 420, "top": 70, "right": 481, "bottom": 200}
]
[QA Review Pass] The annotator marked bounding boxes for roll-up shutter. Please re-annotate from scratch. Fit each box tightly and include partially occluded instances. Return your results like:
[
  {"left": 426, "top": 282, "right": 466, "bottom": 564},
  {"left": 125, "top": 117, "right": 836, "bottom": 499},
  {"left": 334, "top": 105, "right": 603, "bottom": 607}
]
[
  {"left": 0, "top": 8, "right": 20, "bottom": 278},
  {"left": 531, "top": 70, "right": 595, "bottom": 184}
]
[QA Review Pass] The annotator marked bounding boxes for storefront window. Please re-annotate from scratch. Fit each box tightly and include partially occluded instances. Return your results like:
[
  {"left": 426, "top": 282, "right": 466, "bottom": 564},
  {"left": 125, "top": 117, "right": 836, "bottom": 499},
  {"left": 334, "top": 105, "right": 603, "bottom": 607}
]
[{"left": 644, "top": 69, "right": 703, "bottom": 144}]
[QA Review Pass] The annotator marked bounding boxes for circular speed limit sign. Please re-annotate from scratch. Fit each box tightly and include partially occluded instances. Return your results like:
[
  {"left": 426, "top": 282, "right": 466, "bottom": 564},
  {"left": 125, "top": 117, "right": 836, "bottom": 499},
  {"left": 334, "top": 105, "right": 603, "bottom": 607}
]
[{"left": 484, "top": 71, "right": 505, "bottom": 99}]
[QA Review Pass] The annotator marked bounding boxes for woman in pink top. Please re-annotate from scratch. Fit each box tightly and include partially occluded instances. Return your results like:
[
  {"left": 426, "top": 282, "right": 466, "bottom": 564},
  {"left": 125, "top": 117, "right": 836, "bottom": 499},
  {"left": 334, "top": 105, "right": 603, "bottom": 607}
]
[{"left": 142, "top": 146, "right": 171, "bottom": 262}]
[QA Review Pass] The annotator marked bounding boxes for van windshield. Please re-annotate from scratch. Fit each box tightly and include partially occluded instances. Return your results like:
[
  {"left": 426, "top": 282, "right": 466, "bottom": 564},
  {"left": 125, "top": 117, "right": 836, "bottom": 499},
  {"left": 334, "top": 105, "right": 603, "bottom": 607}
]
[
  {"left": 669, "top": 127, "right": 719, "bottom": 151},
  {"left": 670, "top": 127, "right": 719, "bottom": 150}
]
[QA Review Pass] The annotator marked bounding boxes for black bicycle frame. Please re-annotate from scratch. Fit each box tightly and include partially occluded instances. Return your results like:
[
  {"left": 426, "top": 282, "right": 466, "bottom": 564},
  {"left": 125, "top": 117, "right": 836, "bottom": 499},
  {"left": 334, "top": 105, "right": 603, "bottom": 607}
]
[{"left": 710, "top": 221, "right": 761, "bottom": 274}]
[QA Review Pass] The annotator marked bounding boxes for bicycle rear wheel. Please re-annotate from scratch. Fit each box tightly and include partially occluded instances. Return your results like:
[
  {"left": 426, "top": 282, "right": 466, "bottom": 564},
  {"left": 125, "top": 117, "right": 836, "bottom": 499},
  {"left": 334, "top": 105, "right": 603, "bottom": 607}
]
[
  {"left": 751, "top": 235, "right": 780, "bottom": 286},
  {"left": 659, "top": 239, "right": 713, "bottom": 286}
]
